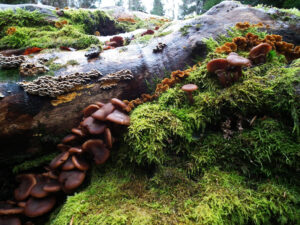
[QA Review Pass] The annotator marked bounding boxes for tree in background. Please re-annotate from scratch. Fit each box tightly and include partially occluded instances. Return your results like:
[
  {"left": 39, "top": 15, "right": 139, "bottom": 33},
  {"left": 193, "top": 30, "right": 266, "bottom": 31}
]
[
  {"left": 179, "top": 0, "right": 203, "bottom": 18},
  {"left": 0, "top": 0, "right": 37, "bottom": 3},
  {"left": 128, "top": 0, "right": 146, "bottom": 12},
  {"left": 116, "top": 0, "right": 124, "bottom": 7},
  {"left": 151, "top": 0, "right": 164, "bottom": 16}
]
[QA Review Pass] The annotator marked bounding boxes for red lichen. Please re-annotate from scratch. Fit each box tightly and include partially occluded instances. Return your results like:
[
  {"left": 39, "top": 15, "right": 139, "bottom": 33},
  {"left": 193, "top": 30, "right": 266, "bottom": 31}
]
[
  {"left": 23, "top": 47, "right": 43, "bottom": 55},
  {"left": 141, "top": 29, "right": 155, "bottom": 36}
]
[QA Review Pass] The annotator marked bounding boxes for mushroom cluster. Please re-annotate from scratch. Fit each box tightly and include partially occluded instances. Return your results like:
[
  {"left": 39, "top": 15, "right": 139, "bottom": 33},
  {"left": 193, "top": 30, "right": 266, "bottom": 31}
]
[
  {"left": 215, "top": 25, "right": 300, "bottom": 61},
  {"left": 0, "top": 98, "right": 131, "bottom": 224},
  {"left": 19, "top": 70, "right": 102, "bottom": 97},
  {"left": 207, "top": 52, "right": 251, "bottom": 87},
  {"left": 0, "top": 54, "right": 27, "bottom": 69},
  {"left": 98, "top": 69, "right": 133, "bottom": 90},
  {"left": 123, "top": 66, "right": 198, "bottom": 112}
]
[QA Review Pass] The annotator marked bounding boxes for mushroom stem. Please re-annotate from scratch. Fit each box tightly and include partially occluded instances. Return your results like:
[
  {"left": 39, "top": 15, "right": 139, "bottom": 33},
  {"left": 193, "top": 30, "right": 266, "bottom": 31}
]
[{"left": 187, "top": 92, "right": 194, "bottom": 104}]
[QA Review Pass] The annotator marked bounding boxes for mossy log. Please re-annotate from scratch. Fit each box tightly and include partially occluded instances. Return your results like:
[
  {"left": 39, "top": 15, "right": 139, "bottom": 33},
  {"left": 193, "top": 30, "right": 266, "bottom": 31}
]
[{"left": 0, "top": 1, "right": 299, "bottom": 141}]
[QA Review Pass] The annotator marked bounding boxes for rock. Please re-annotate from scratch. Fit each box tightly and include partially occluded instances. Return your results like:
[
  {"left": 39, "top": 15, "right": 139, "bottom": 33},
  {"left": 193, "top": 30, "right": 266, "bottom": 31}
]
[
  {"left": 0, "top": 92, "right": 4, "bottom": 99},
  {"left": 0, "top": 1, "right": 299, "bottom": 139},
  {"left": 84, "top": 46, "right": 101, "bottom": 60}
]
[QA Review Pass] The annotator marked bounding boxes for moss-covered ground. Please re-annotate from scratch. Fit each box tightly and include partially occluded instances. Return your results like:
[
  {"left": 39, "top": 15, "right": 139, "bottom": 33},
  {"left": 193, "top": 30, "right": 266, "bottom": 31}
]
[{"left": 46, "top": 25, "right": 300, "bottom": 224}]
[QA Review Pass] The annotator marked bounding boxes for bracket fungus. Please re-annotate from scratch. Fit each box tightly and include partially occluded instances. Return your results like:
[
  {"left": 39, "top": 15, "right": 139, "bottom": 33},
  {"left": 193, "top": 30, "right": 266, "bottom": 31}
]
[{"left": 181, "top": 84, "right": 198, "bottom": 104}]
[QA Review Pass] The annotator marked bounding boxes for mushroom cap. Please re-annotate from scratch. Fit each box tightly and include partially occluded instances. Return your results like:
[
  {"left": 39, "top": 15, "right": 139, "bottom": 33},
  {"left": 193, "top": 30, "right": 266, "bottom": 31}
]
[
  {"left": 49, "top": 151, "right": 69, "bottom": 170},
  {"left": 58, "top": 170, "right": 86, "bottom": 192},
  {"left": 226, "top": 52, "right": 251, "bottom": 67},
  {"left": 0, "top": 202, "right": 24, "bottom": 215},
  {"left": 42, "top": 171, "right": 58, "bottom": 180},
  {"left": 14, "top": 174, "right": 37, "bottom": 201},
  {"left": 0, "top": 216, "right": 21, "bottom": 225},
  {"left": 181, "top": 84, "right": 198, "bottom": 92},
  {"left": 57, "top": 143, "right": 70, "bottom": 152},
  {"left": 81, "top": 117, "right": 106, "bottom": 135},
  {"left": 207, "top": 58, "right": 229, "bottom": 73},
  {"left": 111, "top": 98, "right": 128, "bottom": 111},
  {"left": 95, "top": 101, "right": 105, "bottom": 108},
  {"left": 82, "top": 139, "right": 110, "bottom": 165},
  {"left": 104, "top": 127, "right": 113, "bottom": 149},
  {"left": 61, "top": 134, "right": 78, "bottom": 144},
  {"left": 71, "top": 128, "right": 85, "bottom": 137},
  {"left": 249, "top": 43, "right": 272, "bottom": 59},
  {"left": 106, "top": 110, "right": 130, "bottom": 126},
  {"left": 30, "top": 176, "right": 49, "bottom": 198},
  {"left": 92, "top": 103, "right": 115, "bottom": 121},
  {"left": 68, "top": 147, "right": 83, "bottom": 154},
  {"left": 43, "top": 179, "right": 61, "bottom": 193},
  {"left": 24, "top": 196, "right": 56, "bottom": 218},
  {"left": 83, "top": 104, "right": 100, "bottom": 117},
  {"left": 61, "top": 156, "right": 75, "bottom": 171},
  {"left": 72, "top": 155, "right": 90, "bottom": 171}
]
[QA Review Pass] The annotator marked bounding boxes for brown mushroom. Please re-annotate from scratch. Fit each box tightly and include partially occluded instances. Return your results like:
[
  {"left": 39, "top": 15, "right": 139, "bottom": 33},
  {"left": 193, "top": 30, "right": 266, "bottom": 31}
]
[
  {"left": 83, "top": 104, "right": 100, "bottom": 117},
  {"left": 71, "top": 128, "right": 85, "bottom": 137},
  {"left": 30, "top": 176, "right": 49, "bottom": 198},
  {"left": 104, "top": 127, "right": 113, "bottom": 149},
  {"left": 43, "top": 179, "right": 61, "bottom": 193},
  {"left": 42, "top": 171, "right": 58, "bottom": 180},
  {"left": 57, "top": 143, "right": 70, "bottom": 152},
  {"left": 111, "top": 98, "right": 128, "bottom": 111},
  {"left": 92, "top": 103, "right": 115, "bottom": 121},
  {"left": 226, "top": 52, "right": 251, "bottom": 81},
  {"left": 0, "top": 216, "right": 21, "bottom": 225},
  {"left": 81, "top": 117, "right": 106, "bottom": 135},
  {"left": 58, "top": 170, "right": 86, "bottom": 192},
  {"left": 49, "top": 151, "right": 69, "bottom": 170},
  {"left": 61, "top": 134, "right": 78, "bottom": 144},
  {"left": 14, "top": 174, "right": 37, "bottom": 201},
  {"left": 82, "top": 139, "right": 110, "bottom": 165},
  {"left": 249, "top": 43, "right": 272, "bottom": 64},
  {"left": 106, "top": 110, "right": 130, "bottom": 126},
  {"left": 72, "top": 155, "right": 90, "bottom": 171},
  {"left": 207, "top": 58, "right": 230, "bottom": 86},
  {"left": 0, "top": 202, "right": 24, "bottom": 215},
  {"left": 95, "top": 101, "right": 105, "bottom": 108},
  {"left": 24, "top": 196, "right": 56, "bottom": 218},
  {"left": 68, "top": 147, "right": 83, "bottom": 154},
  {"left": 61, "top": 156, "right": 75, "bottom": 171},
  {"left": 181, "top": 84, "right": 198, "bottom": 104}
]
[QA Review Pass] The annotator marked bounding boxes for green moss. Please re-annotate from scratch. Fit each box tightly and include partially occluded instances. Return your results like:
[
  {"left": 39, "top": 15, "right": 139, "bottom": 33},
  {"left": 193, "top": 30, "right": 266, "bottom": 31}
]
[
  {"left": 179, "top": 25, "right": 192, "bottom": 36},
  {"left": 0, "top": 8, "right": 48, "bottom": 35},
  {"left": 0, "top": 25, "right": 99, "bottom": 49},
  {"left": 49, "top": 166, "right": 300, "bottom": 225},
  {"left": 12, "top": 152, "right": 57, "bottom": 174}
]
